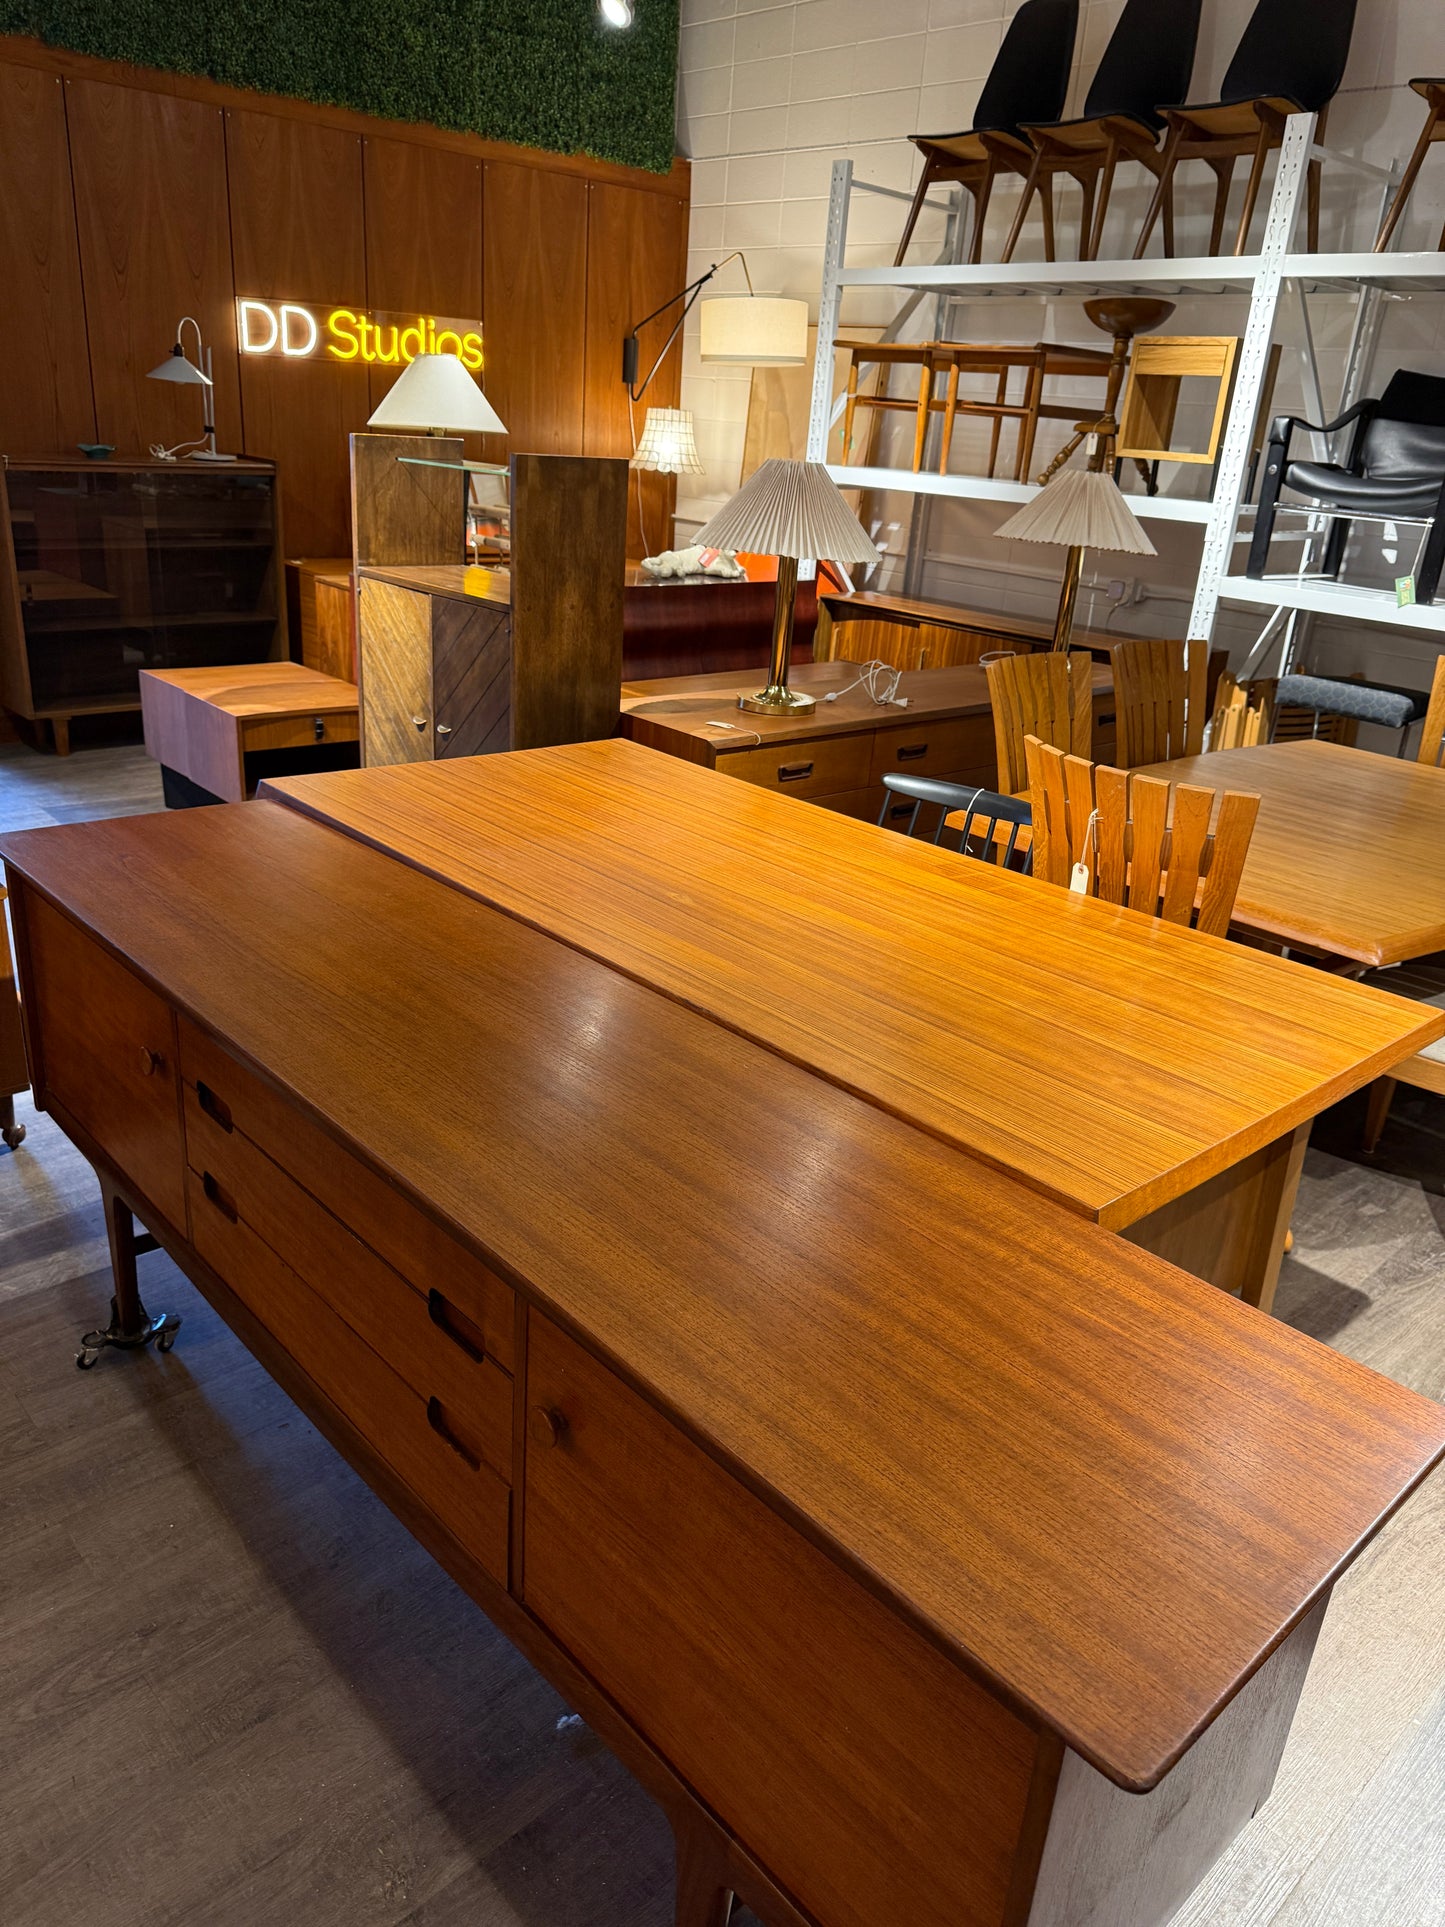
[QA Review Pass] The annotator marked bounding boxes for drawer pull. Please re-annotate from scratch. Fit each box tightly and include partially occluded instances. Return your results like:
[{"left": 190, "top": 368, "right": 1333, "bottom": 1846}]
[
  {"left": 196, "top": 1081, "right": 234, "bottom": 1133},
  {"left": 1097, "top": 711, "right": 1116, "bottom": 728},
  {"left": 897, "top": 743, "right": 929, "bottom": 762},
  {"left": 777, "top": 761, "right": 814, "bottom": 784},
  {"left": 528, "top": 1405, "right": 566, "bottom": 1450},
  {"left": 427, "top": 1397, "right": 481, "bottom": 1471},
  {"left": 313, "top": 716, "right": 326, "bottom": 742},
  {"left": 427, "top": 1288, "right": 486, "bottom": 1363},
  {"left": 138, "top": 1045, "right": 165, "bottom": 1078},
  {"left": 201, "top": 1171, "right": 238, "bottom": 1222}
]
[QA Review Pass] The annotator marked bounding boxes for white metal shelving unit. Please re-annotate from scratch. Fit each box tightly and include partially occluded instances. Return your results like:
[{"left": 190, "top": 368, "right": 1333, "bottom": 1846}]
[{"left": 805, "top": 116, "right": 1445, "bottom": 663}]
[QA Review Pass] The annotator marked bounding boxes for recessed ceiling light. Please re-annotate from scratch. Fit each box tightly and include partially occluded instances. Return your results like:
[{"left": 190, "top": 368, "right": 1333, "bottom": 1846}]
[{"left": 600, "top": 0, "right": 634, "bottom": 25}]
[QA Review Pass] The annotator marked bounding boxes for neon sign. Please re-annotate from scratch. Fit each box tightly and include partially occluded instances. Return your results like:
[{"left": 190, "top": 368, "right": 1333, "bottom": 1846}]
[{"left": 236, "top": 299, "right": 484, "bottom": 371}]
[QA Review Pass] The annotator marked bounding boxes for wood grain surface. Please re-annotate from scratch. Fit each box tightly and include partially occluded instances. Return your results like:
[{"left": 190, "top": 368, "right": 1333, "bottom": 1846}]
[
  {"left": 1133, "top": 738, "right": 1445, "bottom": 967},
  {"left": 140, "top": 663, "right": 359, "bottom": 804},
  {"left": 4, "top": 800, "right": 1444, "bottom": 1796},
  {"left": 262, "top": 740, "right": 1442, "bottom": 1229}
]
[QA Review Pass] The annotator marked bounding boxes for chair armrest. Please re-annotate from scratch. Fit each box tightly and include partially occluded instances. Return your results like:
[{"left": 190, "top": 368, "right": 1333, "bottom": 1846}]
[{"left": 1267, "top": 397, "right": 1377, "bottom": 446}]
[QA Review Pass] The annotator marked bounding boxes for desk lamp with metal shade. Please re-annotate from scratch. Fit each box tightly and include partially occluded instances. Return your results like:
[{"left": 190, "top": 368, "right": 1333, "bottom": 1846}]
[
  {"left": 695, "top": 459, "right": 879, "bottom": 716},
  {"left": 146, "top": 316, "right": 235, "bottom": 462}
]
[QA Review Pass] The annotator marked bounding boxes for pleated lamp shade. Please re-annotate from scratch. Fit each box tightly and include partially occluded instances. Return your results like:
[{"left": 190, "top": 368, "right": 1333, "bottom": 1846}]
[
  {"left": 630, "top": 407, "right": 705, "bottom": 474},
  {"left": 694, "top": 458, "right": 878, "bottom": 564},
  {"left": 994, "top": 468, "right": 1156, "bottom": 554}
]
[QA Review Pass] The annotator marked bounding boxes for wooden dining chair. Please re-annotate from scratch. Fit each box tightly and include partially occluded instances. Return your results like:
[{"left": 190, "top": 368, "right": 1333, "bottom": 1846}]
[
  {"left": 1110, "top": 636, "right": 1208, "bottom": 765},
  {"left": 1416, "top": 653, "right": 1445, "bottom": 767},
  {"left": 896, "top": 0, "right": 1079, "bottom": 266},
  {"left": 1001, "top": 0, "right": 1202, "bottom": 264},
  {"left": 1209, "top": 671, "right": 1273, "bottom": 749},
  {"left": 1132, "top": 0, "right": 1357, "bottom": 259},
  {"left": 877, "top": 773, "right": 1033, "bottom": 871},
  {"left": 985, "top": 648, "right": 1094, "bottom": 794},
  {"left": 1024, "top": 735, "right": 1259, "bottom": 936}
]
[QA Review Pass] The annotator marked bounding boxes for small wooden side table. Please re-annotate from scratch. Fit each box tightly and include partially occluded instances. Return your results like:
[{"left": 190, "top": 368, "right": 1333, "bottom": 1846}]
[{"left": 140, "top": 662, "right": 360, "bottom": 806}]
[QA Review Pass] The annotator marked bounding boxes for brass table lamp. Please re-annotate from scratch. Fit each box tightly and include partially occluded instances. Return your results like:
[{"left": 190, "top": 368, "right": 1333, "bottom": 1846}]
[{"left": 694, "top": 459, "right": 879, "bottom": 715}]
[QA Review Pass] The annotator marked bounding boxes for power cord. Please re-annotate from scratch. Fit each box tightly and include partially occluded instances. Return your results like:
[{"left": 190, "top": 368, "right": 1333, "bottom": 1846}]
[{"left": 823, "top": 659, "right": 909, "bottom": 708}]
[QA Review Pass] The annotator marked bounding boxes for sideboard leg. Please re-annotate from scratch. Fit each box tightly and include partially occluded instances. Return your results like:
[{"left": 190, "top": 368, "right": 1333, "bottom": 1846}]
[
  {"left": 674, "top": 1818, "right": 735, "bottom": 1927},
  {"left": 0, "top": 1094, "right": 24, "bottom": 1150},
  {"left": 75, "top": 1180, "right": 181, "bottom": 1370}
]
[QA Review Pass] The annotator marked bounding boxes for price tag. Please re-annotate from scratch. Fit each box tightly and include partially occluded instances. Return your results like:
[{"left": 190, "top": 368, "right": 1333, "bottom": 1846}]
[
  {"left": 1397, "top": 575, "right": 1417, "bottom": 607},
  {"left": 1069, "top": 861, "right": 1091, "bottom": 895}
]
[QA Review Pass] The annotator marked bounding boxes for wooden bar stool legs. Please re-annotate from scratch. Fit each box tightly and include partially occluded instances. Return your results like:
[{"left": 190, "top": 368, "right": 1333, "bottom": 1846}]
[{"left": 1375, "top": 82, "right": 1445, "bottom": 251}]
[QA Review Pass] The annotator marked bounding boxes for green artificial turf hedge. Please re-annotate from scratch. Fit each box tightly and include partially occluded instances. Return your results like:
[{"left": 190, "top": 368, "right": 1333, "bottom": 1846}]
[{"left": 0, "top": 0, "right": 680, "bottom": 173}]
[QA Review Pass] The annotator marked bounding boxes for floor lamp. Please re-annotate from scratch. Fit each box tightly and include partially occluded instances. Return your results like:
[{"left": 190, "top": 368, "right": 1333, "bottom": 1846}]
[
  {"left": 995, "top": 460, "right": 1155, "bottom": 650},
  {"left": 694, "top": 459, "right": 879, "bottom": 715}
]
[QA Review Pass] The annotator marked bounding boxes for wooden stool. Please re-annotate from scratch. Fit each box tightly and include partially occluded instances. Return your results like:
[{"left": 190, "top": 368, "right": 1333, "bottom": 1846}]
[
  {"left": 1375, "top": 80, "right": 1445, "bottom": 252},
  {"left": 140, "top": 662, "right": 360, "bottom": 806}
]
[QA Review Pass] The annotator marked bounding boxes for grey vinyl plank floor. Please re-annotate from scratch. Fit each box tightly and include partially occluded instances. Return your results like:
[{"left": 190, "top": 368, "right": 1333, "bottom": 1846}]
[{"left": 1, "top": 738, "right": 1443, "bottom": 1925}]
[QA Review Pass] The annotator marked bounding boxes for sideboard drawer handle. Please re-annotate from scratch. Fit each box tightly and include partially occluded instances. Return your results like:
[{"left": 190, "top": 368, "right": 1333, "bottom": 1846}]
[
  {"left": 427, "top": 1288, "right": 486, "bottom": 1363},
  {"left": 528, "top": 1405, "right": 566, "bottom": 1450},
  {"left": 777, "top": 761, "right": 814, "bottom": 784},
  {"left": 196, "top": 1081, "right": 234, "bottom": 1133},
  {"left": 427, "top": 1397, "right": 481, "bottom": 1471},
  {"left": 897, "top": 743, "right": 929, "bottom": 761},
  {"left": 201, "top": 1171, "right": 238, "bottom": 1222},
  {"left": 138, "top": 1045, "right": 165, "bottom": 1078}
]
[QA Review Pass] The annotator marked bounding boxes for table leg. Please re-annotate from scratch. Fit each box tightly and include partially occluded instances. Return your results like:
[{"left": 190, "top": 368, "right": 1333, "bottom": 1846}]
[{"left": 1120, "top": 1122, "right": 1310, "bottom": 1315}]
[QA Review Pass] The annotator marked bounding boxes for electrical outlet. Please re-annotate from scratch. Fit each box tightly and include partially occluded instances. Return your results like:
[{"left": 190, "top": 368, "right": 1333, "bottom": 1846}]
[{"left": 1107, "top": 578, "right": 1126, "bottom": 601}]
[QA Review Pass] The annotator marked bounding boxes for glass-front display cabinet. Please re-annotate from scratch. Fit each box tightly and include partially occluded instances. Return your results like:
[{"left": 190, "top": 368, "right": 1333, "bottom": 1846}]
[{"left": 0, "top": 457, "right": 285, "bottom": 752}]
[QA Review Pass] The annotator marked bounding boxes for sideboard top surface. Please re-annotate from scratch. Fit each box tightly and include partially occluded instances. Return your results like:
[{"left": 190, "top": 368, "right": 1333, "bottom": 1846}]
[{"left": 4, "top": 798, "right": 1443, "bottom": 1796}]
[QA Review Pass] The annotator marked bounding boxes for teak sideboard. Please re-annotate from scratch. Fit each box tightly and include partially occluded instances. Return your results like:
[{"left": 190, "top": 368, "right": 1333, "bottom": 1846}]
[{"left": 4, "top": 785, "right": 1444, "bottom": 1927}]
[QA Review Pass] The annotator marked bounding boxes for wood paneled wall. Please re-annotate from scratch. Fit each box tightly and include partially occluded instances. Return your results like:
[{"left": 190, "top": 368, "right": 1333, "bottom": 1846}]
[{"left": 0, "top": 36, "right": 689, "bottom": 561}]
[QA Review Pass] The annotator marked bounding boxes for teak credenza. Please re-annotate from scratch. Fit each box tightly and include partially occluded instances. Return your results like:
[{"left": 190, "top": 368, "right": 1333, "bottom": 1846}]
[{"left": 4, "top": 781, "right": 1444, "bottom": 1927}]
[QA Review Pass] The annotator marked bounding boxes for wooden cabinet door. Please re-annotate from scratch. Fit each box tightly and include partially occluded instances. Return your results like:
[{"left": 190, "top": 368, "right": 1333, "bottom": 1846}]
[
  {"left": 357, "top": 578, "right": 434, "bottom": 767},
  {"left": 433, "top": 597, "right": 511, "bottom": 757},
  {"left": 21, "top": 890, "right": 184, "bottom": 1226},
  {"left": 522, "top": 1313, "right": 1044, "bottom": 1927}
]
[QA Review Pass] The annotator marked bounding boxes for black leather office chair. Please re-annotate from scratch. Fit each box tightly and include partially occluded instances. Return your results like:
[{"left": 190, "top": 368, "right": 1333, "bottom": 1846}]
[
  {"left": 1248, "top": 371, "right": 1445, "bottom": 605},
  {"left": 1133, "top": 0, "right": 1358, "bottom": 257},
  {"left": 1002, "top": 0, "right": 1203, "bottom": 262},
  {"left": 877, "top": 774, "right": 1034, "bottom": 871},
  {"left": 896, "top": 0, "right": 1079, "bottom": 266}
]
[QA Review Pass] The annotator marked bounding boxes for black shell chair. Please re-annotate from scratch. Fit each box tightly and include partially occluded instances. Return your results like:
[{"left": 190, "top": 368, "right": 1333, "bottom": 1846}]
[
  {"left": 895, "top": 0, "right": 1078, "bottom": 267},
  {"left": 1248, "top": 371, "right": 1445, "bottom": 605},
  {"left": 1132, "top": 0, "right": 1358, "bottom": 258},
  {"left": 1001, "top": 0, "right": 1203, "bottom": 263},
  {"left": 877, "top": 774, "right": 1034, "bottom": 871}
]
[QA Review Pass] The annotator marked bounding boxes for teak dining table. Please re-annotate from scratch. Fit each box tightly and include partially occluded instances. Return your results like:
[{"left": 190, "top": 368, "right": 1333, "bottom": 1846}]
[
  {"left": 263, "top": 737, "right": 1440, "bottom": 1314},
  {"left": 3, "top": 791, "right": 1444, "bottom": 1927},
  {"left": 1133, "top": 737, "right": 1445, "bottom": 967}
]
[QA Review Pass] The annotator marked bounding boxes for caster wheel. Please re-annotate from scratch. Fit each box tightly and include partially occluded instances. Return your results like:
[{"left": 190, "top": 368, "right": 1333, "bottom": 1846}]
[
  {"left": 1, "top": 1124, "right": 23, "bottom": 1150},
  {"left": 75, "top": 1349, "right": 99, "bottom": 1370},
  {"left": 156, "top": 1330, "right": 176, "bottom": 1354}
]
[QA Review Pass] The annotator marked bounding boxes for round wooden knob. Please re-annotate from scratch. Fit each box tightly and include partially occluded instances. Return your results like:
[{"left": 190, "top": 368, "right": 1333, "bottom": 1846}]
[
  {"left": 138, "top": 1046, "right": 163, "bottom": 1077},
  {"left": 528, "top": 1405, "right": 565, "bottom": 1449}
]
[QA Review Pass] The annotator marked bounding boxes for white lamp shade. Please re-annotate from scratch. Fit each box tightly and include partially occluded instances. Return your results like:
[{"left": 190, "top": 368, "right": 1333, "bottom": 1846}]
[
  {"left": 147, "top": 346, "right": 211, "bottom": 387},
  {"left": 367, "top": 353, "right": 508, "bottom": 434},
  {"left": 699, "top": 296, "right": 808, "bottom": 366},
  {"left": 631, "top": 407, "right": 705, "bottom": 474},
  {"left": 994, "top": 468, "right": 1155, "bottom": 555},
  {"left": 694, "top": 458, "right": 878, "bottom": 565}
]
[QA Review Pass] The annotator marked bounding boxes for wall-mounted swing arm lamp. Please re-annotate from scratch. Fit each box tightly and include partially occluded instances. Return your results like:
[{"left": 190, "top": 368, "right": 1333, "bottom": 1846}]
[{"left": 621, "top": 251, "right": 808, "bottom": 401}]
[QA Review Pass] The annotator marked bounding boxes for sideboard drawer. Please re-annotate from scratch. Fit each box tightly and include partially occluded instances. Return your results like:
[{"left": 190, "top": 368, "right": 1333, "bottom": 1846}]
[
  {"left": 522, "top": 1314, "right": 1042, "bottom": 1927},
  {"left": 190, "top": 1167, "right": 511, "bottom": 1587},
  {"left": 21, "top": 890, "right": 185, "bottom": 1228},
  {"left": 187, "top": 1089, "right": 513, "bottom": 1482},
  {"left": 719, "top": 730, "right": 872, "bottom": 800},
  {"left": 869, "top": 714, "right": 994, "bottom": 786},
  {"left": 178, "top": 1016, "right": 515, "bottom": 1370}
]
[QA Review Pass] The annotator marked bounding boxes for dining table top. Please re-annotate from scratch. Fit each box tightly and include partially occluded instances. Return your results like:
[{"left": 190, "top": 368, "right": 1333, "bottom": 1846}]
[
  {"left": 1133, "top": 738, "right": 1445, "bottom": 969},
  {"left": 261, "top": 738, "right": 1441, "bottom": 1231}
]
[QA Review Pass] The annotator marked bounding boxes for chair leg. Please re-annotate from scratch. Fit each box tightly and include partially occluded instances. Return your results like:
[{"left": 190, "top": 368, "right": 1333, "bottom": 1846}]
[
  {"left": 843, "top": 358, "right": 860, "bottom": 462},
  {"left": 982, "top": 366, "right": 1005, "bottom": 477},
  {"left": 1135, "top": 122, "right": 1184, "bottom": 259},
  {"left": 1000, "top": 151, "right": 1043, "bottom": 263},
  {"left": 895, "top": 156, "right": 937, "bottom": 266},
  {"left": 1363, "top": 1075, "right": 1397, "bottom": 1155},
  {"left": 1084, "top": 146, "right": 1116, "bottom": 261},
  {"left": 1235, "top": 117, "right": 1278, "bottom": 254},
  {"left": 1247, "top": 433, "right": 1288, "bottom": 577},
  {"left": 1039, "top": 173, "right": 1057, "bottom": 262},
  {"left": 1416, "top": 493, "right": 1445, "bottom": 603},
  {"left": 1305, "top": 156, "right": 1322, "bottom": 253},
  {"left": 1321, "top": 514, "right": 1351, "bottom": 581},
  {"left": 944, "top": 362, "right": 964, "bottom": 477},
  {"left": 967, "top": 157, "right": 1000, "bottom": 264},
  {"left": 1379, "top": 99, "right": 1445, "bottom": 251},
  {"left": 913, "top": 363, "right": 932, "bottom": 473},
  {"left": 1207, "top": 158, "right": 1235, "bottom": 255},
  {"left": 1017, "top": 359, "right": 1045, "bottom": 482},
  {"left": 1160, "top": 165, "right": 1177, "bottom": 259}
]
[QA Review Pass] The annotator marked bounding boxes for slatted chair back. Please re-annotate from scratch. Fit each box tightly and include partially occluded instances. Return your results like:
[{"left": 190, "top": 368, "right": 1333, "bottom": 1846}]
[
  {"left": 1209, "top": 671, "right": 1272, "bottom": 749},
  {"left": 985, "top": 648, "right": 1093, "bottom": 795},
  {"left": 1024, "top": 735, "right": 1259, "bottom": 938},
  {"left": 877, "top": 773, "right": 1033, "bottom": 872},
  {"left": 1110, "top": 635, "right": 1208, "bottom": 766},
  {"left": 1417, "top": 654, "right": 1445, "bottom": 768}
]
